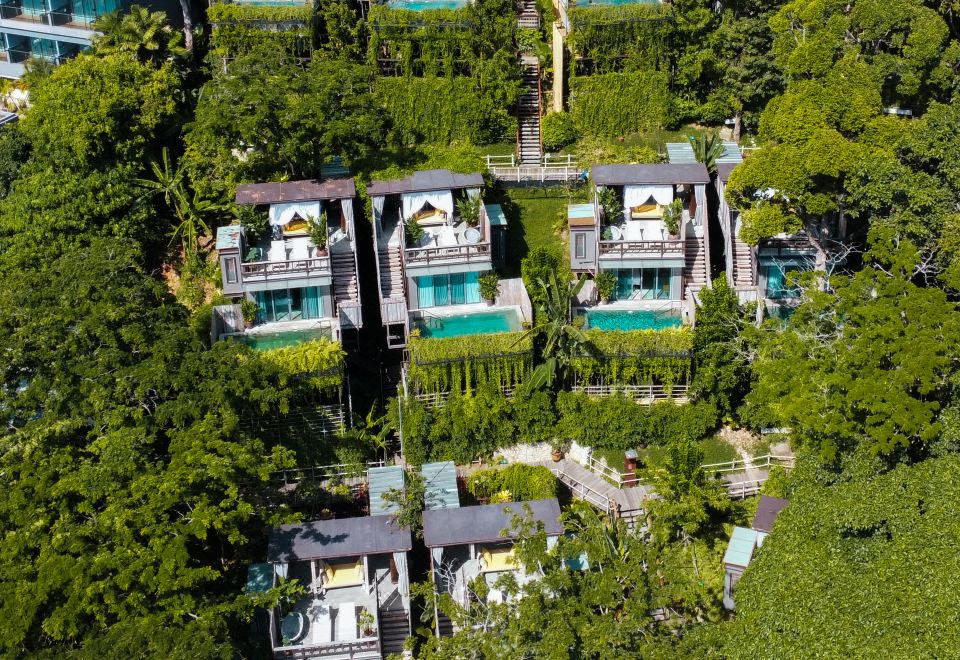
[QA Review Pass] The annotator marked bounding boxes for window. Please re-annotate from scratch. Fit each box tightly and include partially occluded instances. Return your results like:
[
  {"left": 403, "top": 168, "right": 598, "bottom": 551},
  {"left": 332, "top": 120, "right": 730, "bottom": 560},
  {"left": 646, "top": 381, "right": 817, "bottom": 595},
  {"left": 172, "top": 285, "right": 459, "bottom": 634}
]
[
  {"left": 575, "top": 233, "right": 586, "bottom": 260},
  {"left": 416, "top": 272, "right": 481, "bottom": 308},
  {"left": 224, "top": 258, "right": 238, "bottom": 284},
  {"left": 614, "top": 268, "right": 673, "bottom": 301},
  {"left": 254, "top": 287, "right": 325, "bottom": 323}
]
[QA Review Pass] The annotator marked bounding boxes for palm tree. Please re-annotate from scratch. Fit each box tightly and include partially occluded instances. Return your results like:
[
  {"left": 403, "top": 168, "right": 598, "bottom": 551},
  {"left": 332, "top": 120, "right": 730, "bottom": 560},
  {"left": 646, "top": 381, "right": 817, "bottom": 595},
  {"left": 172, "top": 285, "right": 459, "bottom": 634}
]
[
  {"left": 516, "top": 270, "right": 591, "bottom": 389},
  {"left": 136, "top": 147, "right": 213, "bottom": 255},
  {"left": 92, "top": 5, "right": 186, "bottom": 65},
  {"left": 688, "top": 132, "right": 726, "bottom": 175}
]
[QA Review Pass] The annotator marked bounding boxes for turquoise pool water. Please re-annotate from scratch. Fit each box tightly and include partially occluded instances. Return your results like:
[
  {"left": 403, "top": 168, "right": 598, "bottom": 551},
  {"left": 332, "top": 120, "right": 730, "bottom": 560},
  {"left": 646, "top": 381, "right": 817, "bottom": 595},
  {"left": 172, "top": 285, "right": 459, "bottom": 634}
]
[
  {"left": 585, "top": 308, "right": 682, "bottom": 331},
  {"left": 387, "top": 0, "right": 467, "bottom": 8},
  {"left": 235, "top": 328, "right": 332, "bottom": 351},
  {"left": 415, "top": 309, "right": 522, "bottom": 339}
]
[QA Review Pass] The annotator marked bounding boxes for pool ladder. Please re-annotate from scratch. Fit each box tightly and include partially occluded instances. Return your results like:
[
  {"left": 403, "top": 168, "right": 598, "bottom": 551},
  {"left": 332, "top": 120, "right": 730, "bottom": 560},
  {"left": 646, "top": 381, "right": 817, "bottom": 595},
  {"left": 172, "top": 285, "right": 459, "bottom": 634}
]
[{"left": 419, "top": 310, "right": 445, "bottom": 330}]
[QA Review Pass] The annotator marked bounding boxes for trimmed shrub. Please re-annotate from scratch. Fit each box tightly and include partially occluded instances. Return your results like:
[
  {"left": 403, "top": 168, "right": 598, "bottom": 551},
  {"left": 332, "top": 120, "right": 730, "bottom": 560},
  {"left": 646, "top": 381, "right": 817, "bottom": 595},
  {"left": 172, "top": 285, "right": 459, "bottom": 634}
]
[
  {"left": 542, "top": 112, "right": 579, "bottom": 152},
  {"left": 468, "top": 464, "right": 559, "bottom": 502}
]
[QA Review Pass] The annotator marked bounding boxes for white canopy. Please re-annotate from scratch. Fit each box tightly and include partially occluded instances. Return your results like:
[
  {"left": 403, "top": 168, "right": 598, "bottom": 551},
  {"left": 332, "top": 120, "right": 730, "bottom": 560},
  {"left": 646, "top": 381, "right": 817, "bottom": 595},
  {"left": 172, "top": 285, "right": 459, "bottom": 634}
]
[
  {"left": 402, "top": 190, "right": 454, "bottom": 221},
  {"left": 269, "top": 200, "right": 322, "bottom": 227},
  {"left": 623, "top": 185, "right": 673, "bottom": 210}
]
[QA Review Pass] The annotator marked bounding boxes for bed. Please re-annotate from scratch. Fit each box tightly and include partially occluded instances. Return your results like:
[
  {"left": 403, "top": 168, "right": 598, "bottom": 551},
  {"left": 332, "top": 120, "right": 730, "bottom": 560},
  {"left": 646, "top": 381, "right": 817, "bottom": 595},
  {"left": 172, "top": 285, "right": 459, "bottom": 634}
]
[
  {"left": 320, "top": 559, "right": 365, "bottom": 589},
  {"left": 479, "top": 546, "right": 516, "bottom": 573},
  {"left": 629, "top": 203, "right": 663, "bottom": 220}
]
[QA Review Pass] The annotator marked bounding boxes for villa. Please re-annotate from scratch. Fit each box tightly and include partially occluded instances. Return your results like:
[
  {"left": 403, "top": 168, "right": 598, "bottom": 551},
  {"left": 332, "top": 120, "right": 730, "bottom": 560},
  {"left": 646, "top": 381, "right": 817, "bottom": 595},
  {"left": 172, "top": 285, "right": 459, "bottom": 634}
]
[
  {"left": 256, "top": 466, "right": 415, "bottom": 658},
  {"left": 368, "top": 169, "right": 527, "bottom": 348},
  {"left": 214, "top": 178, "right": 363, "bottom": 348},
  {"left": 722, "top": 495, "right": 788, "bottom": 610},
  {"left": 569, "top": 162, "right": 711, "bottom": 330},
  {"left": 423, "top": 498, "right": 564, "bottom": 636}
]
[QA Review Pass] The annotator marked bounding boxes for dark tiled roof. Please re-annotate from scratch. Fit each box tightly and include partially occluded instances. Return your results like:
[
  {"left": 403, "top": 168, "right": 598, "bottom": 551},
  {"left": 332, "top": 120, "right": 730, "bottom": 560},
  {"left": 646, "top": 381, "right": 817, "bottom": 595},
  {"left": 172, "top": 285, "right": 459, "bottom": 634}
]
[
  {"left": 422, "top": 499, "right": 564, "bottom": 547},
  {"left": 591, "top": 163, "right": 711, "bottom": 186},
  {"left": 235, "top": 178, "right": 356, "bottom": 205},
  {"left": 267, "top": 515, "right": 412, "bottom": 562},
  {"left": 717, "top": 162, "right": 740, "bottom": 183},
  {"left": 367, "top": 169, "right": 485, "bottom": 196},
  {"left": 752, "top": 495, "right": 789, "bottom": 533}
]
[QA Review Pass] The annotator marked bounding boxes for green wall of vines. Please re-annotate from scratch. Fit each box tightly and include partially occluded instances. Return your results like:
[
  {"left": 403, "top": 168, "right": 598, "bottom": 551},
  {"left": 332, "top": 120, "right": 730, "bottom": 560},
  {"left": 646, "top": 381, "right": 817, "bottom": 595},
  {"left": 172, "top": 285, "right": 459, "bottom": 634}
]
[
  {"left": 569, "top": 70, "right": 672, "bottom": 136},
  {"left": 407, "top": 332, "right": 532, "bottom": 394},
  {"left": 208, "top": 3, "right": 313, "bottom": 58},
  {"left": 568, "top": 4, "right": 671, "bottom": 75},
  {"left": 572, "top": 328, "right": 693, "bottom": 386}
]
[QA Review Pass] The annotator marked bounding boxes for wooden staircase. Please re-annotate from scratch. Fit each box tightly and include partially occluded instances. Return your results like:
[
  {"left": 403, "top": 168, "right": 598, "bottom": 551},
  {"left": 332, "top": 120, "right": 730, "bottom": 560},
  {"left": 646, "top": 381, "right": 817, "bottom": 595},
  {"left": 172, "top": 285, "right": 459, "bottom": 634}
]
[
  {"left": 730, "top": 234, "right": 756, "bottom": 288},
  {"left": 518, "top": 56, "right": 542, "bottom": 165},
  {"left": 683, "top": 235, "right": 708, "bottom": 295},
  {"left": 378, "top": 243, "right": 404, "bottom": 299},
  {"left": 331, "top": 249, "right": 360, "bottom": 325},
  {"left": 379, "top": 607, "right": 410, "bottom": 655},
  {"left": 518, "top": 0, "right": 539, "bottom": 28},
  {"left": 436, "top": 612, "right": 454, "bottom": 638}
]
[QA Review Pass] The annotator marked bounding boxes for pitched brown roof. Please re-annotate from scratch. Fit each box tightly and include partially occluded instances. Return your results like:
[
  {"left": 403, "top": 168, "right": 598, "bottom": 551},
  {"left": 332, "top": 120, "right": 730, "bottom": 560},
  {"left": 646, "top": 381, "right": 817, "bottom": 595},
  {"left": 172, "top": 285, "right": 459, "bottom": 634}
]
[
  {"left": 235, "top": 178, "right": 356, "bottom": 205},
  {"left": 717, "top": 162, "right": 739, "bottom": 184},
  {"left": 591, "top": 163, "right": 711, "bottom": 186},
  {"left": 367, "top": 169, "right": 485, "bottom": 196},
  {"left": 752, "top": 495, "right": 789, "bottom": 533}
]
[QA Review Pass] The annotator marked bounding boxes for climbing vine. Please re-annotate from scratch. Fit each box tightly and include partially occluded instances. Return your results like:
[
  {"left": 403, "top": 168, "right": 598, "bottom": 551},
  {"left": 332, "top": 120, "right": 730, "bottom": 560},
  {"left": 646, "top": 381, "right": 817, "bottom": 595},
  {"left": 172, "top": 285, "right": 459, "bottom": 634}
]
[
  {"left": 208, "top": 3, "right": 313, "bottom": 59},
  {"left": 571, "top": 328, "right": 693, "bottom": 386},
  {"left": 407, "top": 332, "right": 533, "bottom": 394},
  {"left": 569, "top": 71, "right": 672, "bottom": 136},
  {"left": 568, "top": 4, "right": 671, "bottom": 76},
  {"left": 257, "top": 338, "right": 345, "bottom": 395}
]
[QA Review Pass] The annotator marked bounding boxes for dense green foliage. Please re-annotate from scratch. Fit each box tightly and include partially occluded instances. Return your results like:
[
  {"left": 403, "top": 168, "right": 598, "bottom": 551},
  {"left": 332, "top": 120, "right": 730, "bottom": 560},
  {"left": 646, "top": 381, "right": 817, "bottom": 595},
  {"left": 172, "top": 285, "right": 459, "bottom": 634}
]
[
  {"left": 375, "top": 76, "right": 515, "bottom": 145},
  {"left": 568, "top": 4, "right": 670, "bottom": 75},
  {"left": 407, "top": 332, "right": 532, "bottom": 394},
  {"left": 568, "top": 71, "right": 672, "bottom": 136},
  {"left": 727, "top": 454, "right": 960, "bottom": 657},
  {"left": 540, "top": 111, "right": 579, "bottom": 152},
  {"left": 207, "top": 3, "right": 312, "bottom": 59},
  {"left": 466, "top": 464, "right": 559, "bottom": 502},
  {"left": 571, "top": 328, "right": 693, "bottom": 386},
  {"left": 257, "top": 338, "right": 346, "bottom": 394}
]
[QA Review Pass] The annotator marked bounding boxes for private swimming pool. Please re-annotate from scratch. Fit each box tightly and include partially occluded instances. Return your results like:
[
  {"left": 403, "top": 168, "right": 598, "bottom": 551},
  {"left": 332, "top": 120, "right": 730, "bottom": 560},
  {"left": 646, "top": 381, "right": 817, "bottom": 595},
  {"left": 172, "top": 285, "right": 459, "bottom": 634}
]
[
  {"left": 234, "top": 328, "right": 332, "bottom": 351},
  {"left": 414, "top": 308, "right": 522, "bottom": 339},
  {"left": 585, "top": 308, "right": 682, "bottom": 331},
  {"left": 387, "top": 0, "right": 468, "bottom": 9}
]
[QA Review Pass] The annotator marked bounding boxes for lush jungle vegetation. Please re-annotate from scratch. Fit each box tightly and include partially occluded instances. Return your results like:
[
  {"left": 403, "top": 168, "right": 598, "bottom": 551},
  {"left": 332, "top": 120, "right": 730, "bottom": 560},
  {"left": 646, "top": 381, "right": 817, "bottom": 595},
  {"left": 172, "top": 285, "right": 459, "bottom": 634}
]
[{"left": 0, "top": 0, "right": 958, "bottom": 655}]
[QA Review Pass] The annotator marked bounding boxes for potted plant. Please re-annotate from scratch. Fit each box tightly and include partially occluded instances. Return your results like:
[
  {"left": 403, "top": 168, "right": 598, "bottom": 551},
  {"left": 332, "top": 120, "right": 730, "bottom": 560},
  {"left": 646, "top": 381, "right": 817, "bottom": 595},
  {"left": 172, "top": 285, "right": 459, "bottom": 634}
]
[
  {"left": 662, "top": 199, "right": 683, "bottom": 238},
  {"left": 594, "top": 271, "right": 616, "bottom": 304},
  {"left": 240, "top": 298, "right": 258, "bottom": 328},
  {"left": 405, "top": 218, "right": 425, "bottom": 247},
  {"left": 456, "top": 194, "right": 483, "bottom": 227},
  {"left": 308, "top": 212, "right": 328, "bottom": 253},
  {"left": 358, "top": 608, "right": 376, "bottom": 637},
  {"left": 479, "top": 271, "right": 500, "bottom": 305},
  {"left": 550, "top": 439, "right": 565, "bottom": 462},
  {"left": 319, "top": 507, "right": 333, "bottom": 520}
]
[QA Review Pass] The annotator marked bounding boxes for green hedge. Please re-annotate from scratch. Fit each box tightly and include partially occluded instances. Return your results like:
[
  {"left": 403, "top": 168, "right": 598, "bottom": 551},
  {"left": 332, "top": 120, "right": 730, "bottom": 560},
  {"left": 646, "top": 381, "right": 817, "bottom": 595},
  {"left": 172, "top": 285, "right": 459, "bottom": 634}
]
[
  {"left": 572, "top": 328, "right": 693, "bottom": 386},
  {"left": 375, "top": 76, "right": 516, "bottom": 144},
  {"left": 256, "top": 338, "right": 345, "bottom": 394},
  {"left": 393, "top": 386, "right": 719, "bottom": 464},
  {"left": 208, "top": 3, "right": 313, "bottom": 57},
  {"left": 467, "top": 464, "right": 559, "bottom": 502},
  {"left": 569, "top": 71, "right": 671, "bottom": 136},
  {"left": 407, "top": 331, "right": 532, "bottom": 394}
]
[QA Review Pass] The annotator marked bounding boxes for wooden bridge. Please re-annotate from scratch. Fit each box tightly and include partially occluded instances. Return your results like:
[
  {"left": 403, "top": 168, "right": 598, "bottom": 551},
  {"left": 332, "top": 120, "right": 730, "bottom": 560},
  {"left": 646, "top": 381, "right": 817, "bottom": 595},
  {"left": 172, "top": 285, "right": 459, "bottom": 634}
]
[{"left": 485, "top": 154, "right": 585, "bottom": 183}]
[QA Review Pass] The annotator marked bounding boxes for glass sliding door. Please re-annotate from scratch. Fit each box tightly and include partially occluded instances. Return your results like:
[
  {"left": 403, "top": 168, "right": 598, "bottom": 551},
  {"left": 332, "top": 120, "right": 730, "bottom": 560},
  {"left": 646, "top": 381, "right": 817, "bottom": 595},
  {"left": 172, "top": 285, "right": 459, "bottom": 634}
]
[
  {"left": 464, "top": 272, "right": 481, "bottom": 303},
  {"left": 433, "top": 275, "right": 449, "bottom": 307},
  {"left": 615, "top": 269, "right": 632, "bottom": 300},
  {"left": 416, "top": 276, "right": 435, "bottom": 308},
  {"left": 303, "top": 286, "right": 321, "bottom": 318},
  {"left": 450, "top": 272, "right": 466, "bottom": 305}
]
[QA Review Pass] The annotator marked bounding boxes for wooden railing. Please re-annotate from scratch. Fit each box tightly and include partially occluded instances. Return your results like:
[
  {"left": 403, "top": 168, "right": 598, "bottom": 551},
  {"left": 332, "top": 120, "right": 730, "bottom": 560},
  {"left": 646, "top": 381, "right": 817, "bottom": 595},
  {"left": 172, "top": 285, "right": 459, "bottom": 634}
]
[
  {"left": 701, "top": 454, "right": 795, "bottom": 475},
  {"left": 273, "top": 637, "right": 379, "bottom": 659},
  {"left": 404, "top": 242, "right": 491, "bottom": 265},
  {"left": 413, "top": 387, "right": 516, "bottom": 408},
  {"left": 552, "top": 467, "right": 615, "bottom": 514},
  {"left": 241, "top": 255, "right": 331, "bottom": 279},
  {"left": 337, "top": 301, "right": 362, "bottom": 330},
  {"left": 598, "top": 239, "right": 684, "bottom": 258},
  {"left": 576, "top": 453, "right": 636, "bottom": 488},
  {"left": 571, "top": 384, "right": 689, "bottom": 402},
  {"left": 271, "top": 460, "right": 386, "bottom": 487},
  {"left": 725, "top": 480, "right": 765, "bottom": 499},
  {"left": 381, "top": 297, "right": 407, "bottom": 325}
]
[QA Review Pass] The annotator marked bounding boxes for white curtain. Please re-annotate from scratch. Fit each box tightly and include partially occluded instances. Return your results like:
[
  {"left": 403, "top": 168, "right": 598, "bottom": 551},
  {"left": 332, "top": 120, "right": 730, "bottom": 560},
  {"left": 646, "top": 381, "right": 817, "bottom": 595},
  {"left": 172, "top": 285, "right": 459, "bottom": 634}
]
[
  {"left": 431, "top": 546, "right": 444, "bottom": 568},
  {"left": 694, "top": 184, "right": 708, "bottom": 227},
  {"left": 466, "top": 187, "right": 480, "bottom": 200},
  {"left": 546, "top": 535, "right": 559, "bottom": 551},
  {"left": 623, "top": 185, "right": 673, "bottom": 210},
  {"left": 341, "top": 197, "right": 355, "bottom": 235},
  {"left": 372, "top": 195, "right": 385, "bottom": 224},
  {"left": 269, "top": 200, "right": 322, "bottom": 226},
  {"left": 394, "top": 551, "right": 410, "bottom": 597},
  {"left": 274, "top": 563, "right": 288, "bottom": 580},
  {"left": 402, "top": 190, "right": 454, "bottom": 220}
]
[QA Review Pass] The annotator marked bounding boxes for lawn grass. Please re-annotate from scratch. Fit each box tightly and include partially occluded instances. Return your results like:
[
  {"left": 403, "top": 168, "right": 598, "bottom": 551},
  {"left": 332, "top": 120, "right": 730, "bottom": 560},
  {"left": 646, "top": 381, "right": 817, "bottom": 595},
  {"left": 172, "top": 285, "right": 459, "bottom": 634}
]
[
  {"left": 592, "top": 434, "right": 738, "bottom": 476},
  {"left": 488, "top": 186, "right": 576, "bottom": 277},
  {"left": 700, "top": 435, "right": 740, "bottom": 465}
]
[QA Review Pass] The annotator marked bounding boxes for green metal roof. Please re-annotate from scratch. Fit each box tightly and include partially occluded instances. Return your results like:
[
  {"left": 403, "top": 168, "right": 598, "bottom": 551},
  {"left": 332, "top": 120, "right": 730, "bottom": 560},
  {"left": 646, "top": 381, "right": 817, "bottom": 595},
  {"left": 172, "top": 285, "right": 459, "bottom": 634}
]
[
  {"left": 723, "top": 526, "right": 758, "bottom": 568},
  {"left": 487, "top": 203, "right": 508, "bottom": 227},
  {"left": 568, "top": 203, "right": 594, "bottom": 219},
  {"left": 216, "top": 225, "right": 243, "bottom": 251},
  {"left": 665, "top": 141, "right": 742, "bottom": 165},
  {"left": 246, "top": 563, "right": 274, "bottom": 594},
  {"left": 422, "top": 461, "right": 460, "bottom": 510},
  {"left": 368, "top": 465, "right": 405, "bottom": 516}
]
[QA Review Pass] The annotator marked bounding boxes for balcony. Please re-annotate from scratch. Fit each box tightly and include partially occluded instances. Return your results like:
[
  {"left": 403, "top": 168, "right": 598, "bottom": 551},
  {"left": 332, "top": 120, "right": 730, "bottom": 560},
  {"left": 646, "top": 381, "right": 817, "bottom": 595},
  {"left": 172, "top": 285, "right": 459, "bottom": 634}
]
[
  {"left": 404, "top": 204, "right": 492, "bottom": 267},
  {"left": 241, "top": 236, "right": 332, "bottom": 283},
  {"left": 598, "top": 239, "right": 684, "bottom": 259}
]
